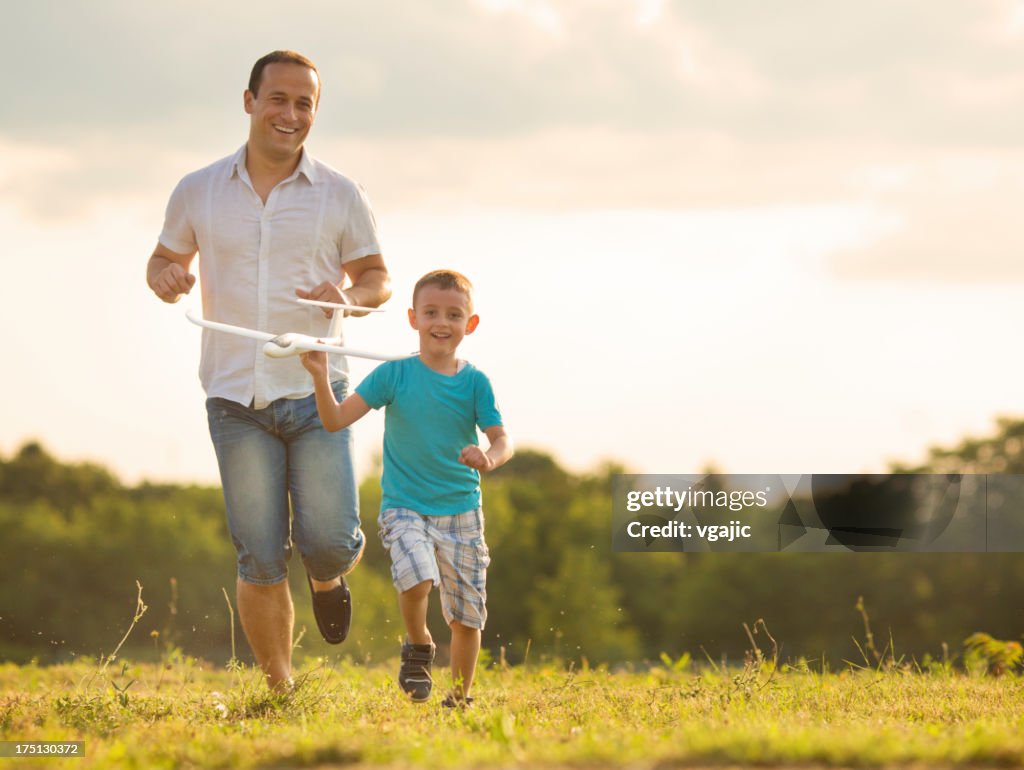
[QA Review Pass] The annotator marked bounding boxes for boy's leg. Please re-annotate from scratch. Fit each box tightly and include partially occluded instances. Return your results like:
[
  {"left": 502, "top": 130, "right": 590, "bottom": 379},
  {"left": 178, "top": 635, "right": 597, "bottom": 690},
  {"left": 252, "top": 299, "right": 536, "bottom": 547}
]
[
  {"left": 399, "top": 580, "right": 434, "bottom": 645},
  {"left": 398, "top": 580, "right": 436, "bottom": 702},
  {"left": 431, "top": 508, "right": 490, "bottom": 705},
  {"left": 379, "top": 508, "right": 440, "bottom": 701},
  {"left": 449, "top": 621, "right": 481, "bottom": 699}
]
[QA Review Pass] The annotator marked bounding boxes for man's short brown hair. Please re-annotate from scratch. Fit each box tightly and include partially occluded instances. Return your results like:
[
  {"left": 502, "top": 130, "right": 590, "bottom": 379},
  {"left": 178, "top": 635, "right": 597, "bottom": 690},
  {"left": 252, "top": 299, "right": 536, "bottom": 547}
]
[
  {"left": 412, "top": 270, "right": 475, "bottom": 311},
  {"left": 248, "top": 50, "right": 320, "bottom": 104}
]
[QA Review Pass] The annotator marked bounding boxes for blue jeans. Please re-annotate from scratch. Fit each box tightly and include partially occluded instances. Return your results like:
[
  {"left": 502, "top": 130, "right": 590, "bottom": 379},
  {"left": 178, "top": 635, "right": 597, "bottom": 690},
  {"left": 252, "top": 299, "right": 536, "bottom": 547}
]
[{"left": 206, "top": 380, "right": 365, "bottom": 586}]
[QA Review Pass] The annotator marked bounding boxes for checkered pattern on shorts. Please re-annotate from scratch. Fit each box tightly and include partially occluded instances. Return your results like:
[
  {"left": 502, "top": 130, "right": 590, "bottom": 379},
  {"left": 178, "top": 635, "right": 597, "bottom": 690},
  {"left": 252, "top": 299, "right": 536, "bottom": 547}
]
[{"left": 377, "top": 507, "right": 490, "bottom": 629}]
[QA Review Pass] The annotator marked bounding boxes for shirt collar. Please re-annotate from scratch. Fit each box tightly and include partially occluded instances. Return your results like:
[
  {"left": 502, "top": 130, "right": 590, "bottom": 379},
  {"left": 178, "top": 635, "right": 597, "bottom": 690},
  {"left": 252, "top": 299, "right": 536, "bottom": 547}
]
[
  {"left": 229, "top": 144, "right": 248, "bottom": 183},
  {"left": 294, "top": 148, "right": 317, "bottom": 183},
  {"left": 229, "top": 144, "right": 318, "bottom": 185}
]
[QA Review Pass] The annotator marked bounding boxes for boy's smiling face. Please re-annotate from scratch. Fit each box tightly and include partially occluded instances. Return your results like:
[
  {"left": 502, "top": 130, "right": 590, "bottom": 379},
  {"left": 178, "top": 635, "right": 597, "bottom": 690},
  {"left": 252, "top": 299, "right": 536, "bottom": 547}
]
[{"left": 409, "top": 285, "right": 479, "bottom": 363}]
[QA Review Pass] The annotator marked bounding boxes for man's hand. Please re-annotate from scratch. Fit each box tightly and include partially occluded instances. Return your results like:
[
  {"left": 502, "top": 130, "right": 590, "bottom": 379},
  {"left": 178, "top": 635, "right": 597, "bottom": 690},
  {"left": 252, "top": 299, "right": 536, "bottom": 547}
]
[
  {"left": 147, "top": 243, "right": 196, "bottom": 303},
  {"left": 150, "top": 261, "right": 196, "bottom": 303},
  {"left": 458, "top": 445, "right": 495, "bottom": 472},
  {"left": 296, "top": 283, "right": 355, "bottom": 318},
  {"left": 300, "top": 350, "right": 329, "bottom": 379}
]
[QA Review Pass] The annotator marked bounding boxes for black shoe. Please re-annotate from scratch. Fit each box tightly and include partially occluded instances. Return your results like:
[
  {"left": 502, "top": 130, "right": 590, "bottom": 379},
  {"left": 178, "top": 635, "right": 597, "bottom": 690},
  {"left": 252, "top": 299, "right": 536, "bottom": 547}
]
[
  {"left": 441, "top": 694, "right": 474, "bottom": 709},
  {"left": 307, "top": 574, "right": 351, "bottom": 644},
  {"left": 399, "top": 641, "right": 435, "bottom": 702}
]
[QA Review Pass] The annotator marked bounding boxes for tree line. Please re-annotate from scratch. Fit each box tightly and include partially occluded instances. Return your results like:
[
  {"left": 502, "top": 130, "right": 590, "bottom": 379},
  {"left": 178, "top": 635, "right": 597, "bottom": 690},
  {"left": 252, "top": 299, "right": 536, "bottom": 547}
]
[{"left": 2, "top": 423, "right": 1024, "bottom": 668}]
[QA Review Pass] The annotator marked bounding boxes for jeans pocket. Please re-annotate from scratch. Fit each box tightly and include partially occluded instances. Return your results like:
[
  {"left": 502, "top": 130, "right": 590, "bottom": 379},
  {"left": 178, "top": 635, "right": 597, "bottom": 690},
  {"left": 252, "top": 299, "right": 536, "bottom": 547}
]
[
  {"left": 330, "top": 377, "right": 349, "bottom": 400},
  {"left": 206, "top": 398, "right": 230, "bottom": 424}
]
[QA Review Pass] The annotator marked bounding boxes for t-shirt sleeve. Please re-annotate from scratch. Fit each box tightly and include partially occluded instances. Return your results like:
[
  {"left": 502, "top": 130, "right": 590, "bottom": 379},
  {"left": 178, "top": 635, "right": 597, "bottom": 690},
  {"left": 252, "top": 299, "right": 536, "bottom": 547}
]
[
  {"left": 474, "top": 370, "right": 503, "bottom": 430},
  {"left": 340, "top": 183, "right": 381, "bottom": 264},
  {"left": 356, "top": 361, "right": 397, "bottom": 410},
  {"left": 157, "top": 176, "right": 198, "bottom": 255}
]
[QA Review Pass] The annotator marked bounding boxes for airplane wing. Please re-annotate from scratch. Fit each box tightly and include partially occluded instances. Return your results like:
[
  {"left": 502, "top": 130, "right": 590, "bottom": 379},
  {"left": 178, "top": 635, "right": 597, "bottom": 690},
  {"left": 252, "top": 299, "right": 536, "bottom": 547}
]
[
  {"left": 296, "top": 298, "right": 386, "bottom": 313},
  {"left": 185, "top": 304, "right": 416, "bottom": 362},
  {"left": 293, "top": 338, "right": 416, "bottom": 362},
  {"left": 185, "top": 306, "right": 276, "bottom": 342}
]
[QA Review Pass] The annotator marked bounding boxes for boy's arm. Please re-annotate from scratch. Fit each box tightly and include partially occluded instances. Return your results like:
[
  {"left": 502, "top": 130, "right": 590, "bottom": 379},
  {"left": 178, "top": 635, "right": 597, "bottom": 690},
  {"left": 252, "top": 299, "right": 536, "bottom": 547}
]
[
  {"left": 459, "top": 426, "right": 514, "bottom": 473},
  {"left": 301, "top": 352, "right": 372, "bottom": 432}
]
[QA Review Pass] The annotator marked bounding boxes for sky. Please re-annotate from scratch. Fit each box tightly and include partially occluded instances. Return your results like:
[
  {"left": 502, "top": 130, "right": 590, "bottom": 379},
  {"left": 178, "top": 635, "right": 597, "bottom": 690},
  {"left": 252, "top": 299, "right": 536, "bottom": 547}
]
[{"left": 3, "top": 0, "right": 1024, "bottom": 484}]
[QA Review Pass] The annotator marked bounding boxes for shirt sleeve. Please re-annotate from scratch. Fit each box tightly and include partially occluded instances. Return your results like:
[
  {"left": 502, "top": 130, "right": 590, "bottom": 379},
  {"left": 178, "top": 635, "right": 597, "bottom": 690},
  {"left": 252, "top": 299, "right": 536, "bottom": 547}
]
[
  {"left": 340, "top": 183, "right": 381, "bottom": 264},
  {"left": 356, "top": 360, "right": 398, "bottom": 410},
  {"left": 158, "top": 176, "right": 198, "bottom": 255},
  {"left": 474, "top": 370, "right": 503, "bottom": 430}
]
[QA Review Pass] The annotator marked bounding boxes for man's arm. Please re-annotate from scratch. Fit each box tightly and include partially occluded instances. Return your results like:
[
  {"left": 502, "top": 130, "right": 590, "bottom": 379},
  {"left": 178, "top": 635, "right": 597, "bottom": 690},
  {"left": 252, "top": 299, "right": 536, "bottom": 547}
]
[
  {"left": 147, "top": 242, "right": 197, "bottom": 303},
  {"left": 459, "top": 426, "right": 514, "bottom": 473},
  {"left": 342, "top": 253, "right": 391, "bottom": 309}
]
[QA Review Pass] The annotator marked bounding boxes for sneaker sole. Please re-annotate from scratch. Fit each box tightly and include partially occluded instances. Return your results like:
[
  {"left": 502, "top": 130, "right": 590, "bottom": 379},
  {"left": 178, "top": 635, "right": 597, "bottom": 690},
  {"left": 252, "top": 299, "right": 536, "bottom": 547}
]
[{"left": 400, "top": 677, "right": 432, "bottom": 702}]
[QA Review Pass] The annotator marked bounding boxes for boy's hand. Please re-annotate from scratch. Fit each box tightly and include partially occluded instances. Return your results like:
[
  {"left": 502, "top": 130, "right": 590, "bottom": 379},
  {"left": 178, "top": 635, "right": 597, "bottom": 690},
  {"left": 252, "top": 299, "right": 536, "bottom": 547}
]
[
  {"left": 458, "top": 445, "right": 494, "bottom": 472},
  {"left": 300, "top": 350, "right": 329, "bottom": 378}
]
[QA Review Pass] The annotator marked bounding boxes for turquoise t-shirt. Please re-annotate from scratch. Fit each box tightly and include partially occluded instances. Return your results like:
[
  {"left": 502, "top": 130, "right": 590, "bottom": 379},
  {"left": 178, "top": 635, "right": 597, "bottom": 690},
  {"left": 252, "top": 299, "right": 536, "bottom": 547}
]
[{"left": 356, "top": 357, "right": 503, "bottom": 516}]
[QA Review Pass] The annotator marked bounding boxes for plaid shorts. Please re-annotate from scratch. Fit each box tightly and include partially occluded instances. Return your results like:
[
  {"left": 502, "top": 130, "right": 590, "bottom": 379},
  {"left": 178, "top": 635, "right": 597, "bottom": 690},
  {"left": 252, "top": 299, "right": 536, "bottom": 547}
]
[{"left": 377, "top": 507, "right": 491, "bottom": 629}]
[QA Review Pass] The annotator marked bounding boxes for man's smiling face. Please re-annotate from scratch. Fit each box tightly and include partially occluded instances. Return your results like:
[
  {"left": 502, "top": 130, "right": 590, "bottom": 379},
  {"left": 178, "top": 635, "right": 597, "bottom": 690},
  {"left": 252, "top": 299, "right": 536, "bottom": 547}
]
[{"left": 244, "top": 62, "right": 319, "bottom": 162}]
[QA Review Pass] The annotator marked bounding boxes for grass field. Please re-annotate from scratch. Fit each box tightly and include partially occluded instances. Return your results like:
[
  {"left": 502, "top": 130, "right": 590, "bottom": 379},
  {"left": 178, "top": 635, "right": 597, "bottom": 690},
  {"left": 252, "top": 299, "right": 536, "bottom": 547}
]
[{"left": 2, "top": 649, "right": 1024, "bottom": 769}]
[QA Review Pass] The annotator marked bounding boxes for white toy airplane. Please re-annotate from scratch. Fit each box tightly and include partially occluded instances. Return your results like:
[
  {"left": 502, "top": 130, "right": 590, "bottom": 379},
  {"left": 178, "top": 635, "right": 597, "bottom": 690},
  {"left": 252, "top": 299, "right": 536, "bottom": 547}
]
[{"left": 186, "top": 298, "right": 415, "bottom": 361}]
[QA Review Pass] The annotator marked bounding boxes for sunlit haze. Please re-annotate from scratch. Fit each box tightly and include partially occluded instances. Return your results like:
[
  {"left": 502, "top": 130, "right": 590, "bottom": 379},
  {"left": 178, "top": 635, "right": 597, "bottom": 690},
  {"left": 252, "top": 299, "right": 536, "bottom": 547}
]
[{"left": 3, "top": 0, "right": 1023, "bottom": 483}]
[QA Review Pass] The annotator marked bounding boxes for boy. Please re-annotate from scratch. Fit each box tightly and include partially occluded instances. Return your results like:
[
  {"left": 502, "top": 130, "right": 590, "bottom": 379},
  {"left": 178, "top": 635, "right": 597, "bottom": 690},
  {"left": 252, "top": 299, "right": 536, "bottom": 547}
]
[{"left": 300, "top": 270, "right": 513, "bottom": 706}]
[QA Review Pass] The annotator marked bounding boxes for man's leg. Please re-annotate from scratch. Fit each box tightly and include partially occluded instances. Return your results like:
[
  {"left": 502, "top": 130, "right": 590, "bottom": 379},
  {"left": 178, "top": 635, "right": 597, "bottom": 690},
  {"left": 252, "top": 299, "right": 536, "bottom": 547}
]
[
  {"left": 207, "top": 398, "right": 294, "bottom": 689},
  {"left": 289, "top": 380, "right": 365, "bottom": 590},
  {"left": 236, "top": 578, "right": 294, "bottom": 691}
]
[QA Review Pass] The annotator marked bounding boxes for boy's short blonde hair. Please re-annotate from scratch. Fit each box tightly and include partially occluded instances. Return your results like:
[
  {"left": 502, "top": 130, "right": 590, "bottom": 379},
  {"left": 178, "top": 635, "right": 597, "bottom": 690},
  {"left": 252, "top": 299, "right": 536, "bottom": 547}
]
[{"left": 412, "top": 270, "right": 475, "bottom": 312}]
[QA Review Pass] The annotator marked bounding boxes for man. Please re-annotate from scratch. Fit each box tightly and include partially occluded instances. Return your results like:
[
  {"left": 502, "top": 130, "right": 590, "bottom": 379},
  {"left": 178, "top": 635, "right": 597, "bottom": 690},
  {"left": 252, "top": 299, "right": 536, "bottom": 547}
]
[{"left": 146, "top": 50, "right": 390, "bottom": 691}]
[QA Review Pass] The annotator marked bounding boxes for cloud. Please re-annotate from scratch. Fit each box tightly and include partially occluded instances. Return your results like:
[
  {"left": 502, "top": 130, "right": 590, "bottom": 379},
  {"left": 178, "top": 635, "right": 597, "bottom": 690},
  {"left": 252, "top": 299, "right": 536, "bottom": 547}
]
[
  {"left": 0, "top": 137, "right": 211, "bottom": 222},
  {"left": 0, "top": 121, "right": 888, "bottom": 220},
  {"left": 5, "top": 124, "right": 1019, "bottom": 293},
  {"left": 830, "top": 151, "right": 1024, "bottom": 282},
  {"left": 320, "top": 130, "right": 890, "bottom": 213},
  {"left": 5, "top": 0, "right": 1024, "bottom": 284},
  {"left": 6, "top": 0, "right": 1020, "bottom": 144}
]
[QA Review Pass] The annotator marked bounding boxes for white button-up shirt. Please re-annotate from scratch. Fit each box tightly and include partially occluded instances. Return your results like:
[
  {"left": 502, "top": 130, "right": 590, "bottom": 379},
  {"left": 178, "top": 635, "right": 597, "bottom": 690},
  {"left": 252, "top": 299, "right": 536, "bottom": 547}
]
[{"left": 159, "top": 145, "right": 381, "bottom": 408}]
